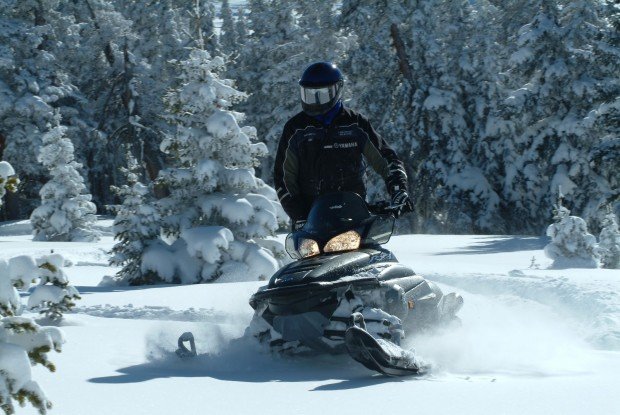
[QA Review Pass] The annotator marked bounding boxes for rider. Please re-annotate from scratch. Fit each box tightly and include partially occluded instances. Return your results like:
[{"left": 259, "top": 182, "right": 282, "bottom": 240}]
[{"left": 274, "top": 61, "right": 413, "bottom": 227}]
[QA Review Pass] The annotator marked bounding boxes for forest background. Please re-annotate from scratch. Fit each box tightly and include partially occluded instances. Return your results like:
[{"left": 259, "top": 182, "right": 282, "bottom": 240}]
[{"left": 0, "top": 0, "right": 618, "bottom": 236}]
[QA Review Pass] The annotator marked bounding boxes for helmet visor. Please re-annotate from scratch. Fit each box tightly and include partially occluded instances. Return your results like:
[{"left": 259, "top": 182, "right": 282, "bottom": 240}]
[{"left": 300, "top": 85, "right": 337, "bottom": 105}]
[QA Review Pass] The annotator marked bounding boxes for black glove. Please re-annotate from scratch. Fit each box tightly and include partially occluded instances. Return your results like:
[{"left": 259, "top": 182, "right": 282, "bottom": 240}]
[{"left": 390, "top": 189, "right": 414, "bottom": 217}]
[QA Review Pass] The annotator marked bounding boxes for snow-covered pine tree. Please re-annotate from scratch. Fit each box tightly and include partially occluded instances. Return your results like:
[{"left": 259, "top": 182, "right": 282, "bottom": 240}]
[
  {"left": 0, "top": 316, "right": 57, "bottom": 415},
  {"left": 339, "top": 0, "right": 412, "bottom": 211},
  {"left": 109, "top": 156, "right": 161, "bottom": 285},
  {"left": 233, "top": 0, "right": 304, "bottom": 182},
  {"left": 544, "top": 190, "right": 600, "bottom": 268},
  {"left": 340, "top": 0, "right": 404, "bottom": 126},
  {"left": 0, "top": 259, "right": 22, "bottom": 318},
  {"left": 219, "top": 0, "right": 237, "bottom": 55},
  {"left": 28, "top": 254, "right": 80, "bottom": 321},
  {"left": 576, "top": 0, "right": 620, "bottom": 229},
  {"left": 501, "top": 0, "right": 619, "bottom": 233},
  {"left": 599, "top": 208, "right": 620, "bottom": 269},
  {"left": 235, "top": 6, "right": 248, "bottom": 47},
  {"left": 413, "top": 0, "right": 496, "bottom": 233},
  {"left": 474, "top": 1, "right": 536, "bottom": 235},
  {"left": 140, "top": 48, "right": 286, "bottom": 285},
  {"left": 54, "top": 0, "right": 150, "bottom": 209},
  {"left": 0, "top": 257, "right": 63, "bottom": 415},
  {"left": 109, "top": 0, "right": 186, "bottom": 188},
  {"left": 453, "top": 1, "right": 509, "bottom": 233},
  {"left": 0, "top": 0, "right": 82, "bottom": 218},
  {"left": 492, "top": 0, "right": 539, "bottom": 48},
  {"left": 367, "top": 0, "right": 501, "bottom": 233},
  {"left": 30, "top": 116, "right": 99, "bottom": 242},
  {"left": 191, "top": 0, "right": 220, "bottom": 55},
  {"left": 383, "top": 0, "right": 439, "bottom": 231}
]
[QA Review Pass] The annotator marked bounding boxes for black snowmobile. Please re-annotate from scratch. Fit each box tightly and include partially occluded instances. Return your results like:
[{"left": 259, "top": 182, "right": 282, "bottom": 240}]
[{"left": 244, "top": 192, "right": 463, "bottom": 376}]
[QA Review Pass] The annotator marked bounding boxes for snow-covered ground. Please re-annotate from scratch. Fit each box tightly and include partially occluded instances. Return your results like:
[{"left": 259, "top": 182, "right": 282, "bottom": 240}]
[{"left": 2, "top": 220, "right": 619, "bottom": 415}]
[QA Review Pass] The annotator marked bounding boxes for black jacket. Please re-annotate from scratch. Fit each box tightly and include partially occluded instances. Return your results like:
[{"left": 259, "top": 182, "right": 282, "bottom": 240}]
[{"left": 274, "top": 106, "right": 408, "bottom": 221}]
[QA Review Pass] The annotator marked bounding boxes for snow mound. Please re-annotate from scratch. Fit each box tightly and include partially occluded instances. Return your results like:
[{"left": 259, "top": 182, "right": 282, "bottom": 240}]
[{"left": 72, "top": 304, "right": 229, "bottom": 322}]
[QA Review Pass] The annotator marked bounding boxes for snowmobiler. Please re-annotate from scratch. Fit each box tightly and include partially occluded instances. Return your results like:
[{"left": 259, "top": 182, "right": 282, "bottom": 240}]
[{"left": 245, "top": 192, "right": 463, "bottom": 376}]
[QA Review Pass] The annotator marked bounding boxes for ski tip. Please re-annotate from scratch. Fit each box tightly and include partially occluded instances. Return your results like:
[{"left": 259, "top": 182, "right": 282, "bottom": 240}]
[
  {"left": 176, "top": 331, "right": 197, "bottom": 358},
  {"left": 345, "top": 326, "right": 425, "bottom": 377}
]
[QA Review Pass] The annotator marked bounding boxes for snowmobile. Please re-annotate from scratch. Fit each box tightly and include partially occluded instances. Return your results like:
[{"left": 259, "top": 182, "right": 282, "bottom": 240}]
[{"left": 177, "top": 192, "right": 463, "bottom": 376}]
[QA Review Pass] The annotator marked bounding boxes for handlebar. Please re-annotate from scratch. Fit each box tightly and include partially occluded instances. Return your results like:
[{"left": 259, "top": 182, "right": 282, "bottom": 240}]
[{"left": 367, "top": 200, "right": 404, "bottom": 216}]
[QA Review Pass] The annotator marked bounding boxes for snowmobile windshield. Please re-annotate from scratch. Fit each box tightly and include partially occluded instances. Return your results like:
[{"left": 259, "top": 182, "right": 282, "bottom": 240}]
[
  {"left": 284, "top": 192, "right": 395, "bottom": 259},
  {"left": 303, "top": 192, "right": 372, "bottom": 236}
]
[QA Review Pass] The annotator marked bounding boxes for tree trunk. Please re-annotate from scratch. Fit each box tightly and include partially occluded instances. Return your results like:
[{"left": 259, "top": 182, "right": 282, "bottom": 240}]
[{"left": 390, "top": 23, "right": 414, "bottom": 88}]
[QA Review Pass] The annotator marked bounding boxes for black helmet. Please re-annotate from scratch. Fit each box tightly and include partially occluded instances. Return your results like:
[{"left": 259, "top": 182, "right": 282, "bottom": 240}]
[{"left": 299, "top": 62, "right": 344, "bottom": 116}]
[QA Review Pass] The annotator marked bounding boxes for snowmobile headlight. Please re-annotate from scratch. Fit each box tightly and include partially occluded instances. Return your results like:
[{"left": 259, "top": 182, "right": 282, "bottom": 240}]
[
  {"left": 299, "top": 238, "right": 320, "bottom": 258},
  {"left": 324, "top": 230, "right": 361, "bottom": 253}
]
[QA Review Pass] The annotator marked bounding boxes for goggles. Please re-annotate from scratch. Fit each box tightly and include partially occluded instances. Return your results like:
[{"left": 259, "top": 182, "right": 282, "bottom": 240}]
[{"left": 300, "top": 84, "right": 339, "bottom": 105}]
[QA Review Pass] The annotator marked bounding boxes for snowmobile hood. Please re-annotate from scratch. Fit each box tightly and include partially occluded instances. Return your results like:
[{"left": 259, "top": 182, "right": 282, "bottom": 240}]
[
  {"left": 249, "top": 249, "right": 398, "bottom": 310},
  {"left": 269, "top": 248, "right": 397, "bottom": 289}
]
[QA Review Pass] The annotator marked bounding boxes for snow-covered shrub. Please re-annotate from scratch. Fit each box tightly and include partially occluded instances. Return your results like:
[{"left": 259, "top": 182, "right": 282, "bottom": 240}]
[
  {"left": 109, "top": 170, "right": 161, "bottom": 285},
  {"left": 0, "top": 259, "right": 64, "bottom": 415},
  {"left": 130, "top": 48, "right": 286, "bottom": 285},
  {"left": 28, "top": 254, "right": 80, "bottom": 321},
  {"left": 599, "top": 209, "right": 620, "bottom": 269},
  {"left": 544, "top": 197, "right": 600, "bottom": 269},
  {"left": 0, "top": 161, "right": 19, "bottom": 208},
  {"left": 0, "top": 261, "right": 20, "bottom": 318},
  {"left": 7, "top": 256, "right": 39, "bottom": 291},
  {"left": 30, "top": 118, "right": 99, "bottom": 242},
  {"left": 0, "top": 317, "right": 63, "bottom": 415}
]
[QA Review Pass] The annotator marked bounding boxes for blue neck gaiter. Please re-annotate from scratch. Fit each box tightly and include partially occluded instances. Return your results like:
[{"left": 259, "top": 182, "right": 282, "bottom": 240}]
[{"left": 313, "top": 100, "right": 342, "bottom": 126}]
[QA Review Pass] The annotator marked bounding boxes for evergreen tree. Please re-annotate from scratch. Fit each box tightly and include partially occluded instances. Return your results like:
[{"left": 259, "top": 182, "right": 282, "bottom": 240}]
[
  {"left": 30, "top": 116, "right": 99, "bottom": 242},
  {"left": 109, "top": 157, "right": 161, "bottom": 285},
  {"left": 232, "top": 0, "right": 304, "bottom": 181},
  {"left": 340, "top": 0, "right": 405, "bottom": 123},
  {"left": 599, "top": 208, "right": 620, "bottom": 269},
  {"left": 502, "top": 0, "right": 619, "bottom": 233},
  {"left": 1, "top": 257, "right": 63, "bottom": 415},
  {"left": 412, "top": 0, "right": 491, "bottom": 233},
  {"left": 111, "top": 0, "right": 188, "bottom": 186},
  {"left": 191, "top": 0, "right": 219, "bottom": 54},
  {"left": 55, "top": 0, "right": 151, "bottom": 209},
  {"left": 219, "top": 0, "right": 237, "bottom": 55},
  {"left": 0, "top": 0, "right": 82, "bottom": 217},
  {"left": 235, "top": 6, "right": 248, "bottom": 47},
  {"left": 137, "top": 49, "right": 285, "bottom": 285},
  {"left": 544, "top": 191, "right": 600, "bottom": 268}
]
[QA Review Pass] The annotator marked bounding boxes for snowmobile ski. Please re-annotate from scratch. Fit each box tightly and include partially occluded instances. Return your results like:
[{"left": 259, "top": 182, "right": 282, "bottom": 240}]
[
  {"left": 345, "top": 315, "right": 425, "bottom": 377},
  {"left": 176, "top": 332, "right": 197, "bottom": 358}
]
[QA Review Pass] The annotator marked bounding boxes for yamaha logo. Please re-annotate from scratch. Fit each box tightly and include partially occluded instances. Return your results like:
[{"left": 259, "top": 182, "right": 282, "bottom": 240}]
[
  {"left": 333, "top": 142, "right": 357, "bottom": 149},
  {"left": 323, "top": 142, "right": 357, "bottom": 149},
  {"left": 329, "top": 205, "right": 343, "bottom": 209}
]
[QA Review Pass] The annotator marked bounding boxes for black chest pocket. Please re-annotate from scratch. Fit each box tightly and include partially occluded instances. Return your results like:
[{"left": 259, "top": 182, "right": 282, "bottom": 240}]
[{"left": 296, "top": 129, "right": 323, "bottom": 193}]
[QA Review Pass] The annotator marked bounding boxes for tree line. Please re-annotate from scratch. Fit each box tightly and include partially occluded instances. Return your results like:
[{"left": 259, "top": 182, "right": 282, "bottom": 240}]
[{"left": 0, "top": 0, "right": 618, "bottom": 235}]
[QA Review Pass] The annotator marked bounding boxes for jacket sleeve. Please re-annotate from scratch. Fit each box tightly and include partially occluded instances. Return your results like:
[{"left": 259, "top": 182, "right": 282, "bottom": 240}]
[
  {"left": 358, "top": 114, "right": 408, "bottom": 194},
  {"left": 273, "top": 122, "right": 308, "bottom": 221}
]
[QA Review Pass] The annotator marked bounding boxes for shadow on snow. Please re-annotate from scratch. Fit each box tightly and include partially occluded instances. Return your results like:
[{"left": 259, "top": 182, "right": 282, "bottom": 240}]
[
  {"left": 87, "top": 337, "right": 420, "bottom": 390},
  {"left": 434, "top": 236, "right": 548, "bottom": 256}
]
